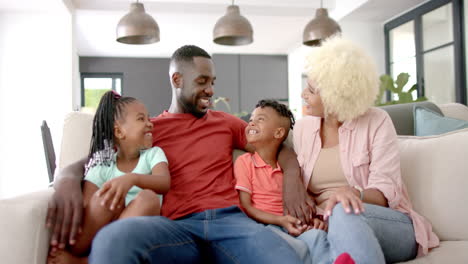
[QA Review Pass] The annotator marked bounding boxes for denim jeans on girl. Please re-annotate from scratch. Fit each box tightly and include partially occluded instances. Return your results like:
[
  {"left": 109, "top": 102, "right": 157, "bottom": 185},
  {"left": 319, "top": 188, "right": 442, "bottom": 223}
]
[
  {"left": 297, "top": 203, "right": 418, "bottom": 264},
  {"left": 89, "top": 206, "right": 303, "bottom": 264}
]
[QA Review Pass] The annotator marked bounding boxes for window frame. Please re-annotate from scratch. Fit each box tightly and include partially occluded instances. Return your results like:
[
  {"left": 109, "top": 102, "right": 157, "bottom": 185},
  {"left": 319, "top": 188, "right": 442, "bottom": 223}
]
[
  {"left": 384, "top": 0, "right": 466, "bottom": 104},
  {"left": 80, "top": 72, "right": 124, "bottom": 107}
]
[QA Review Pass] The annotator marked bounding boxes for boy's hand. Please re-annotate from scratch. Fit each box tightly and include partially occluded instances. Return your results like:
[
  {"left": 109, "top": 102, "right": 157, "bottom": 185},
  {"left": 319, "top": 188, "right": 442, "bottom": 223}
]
[
  {"left": 307, "top": 218, "right": 328, "bottom": 232},
  {"left": 280, "top": 215, "right": 307, "bottom": 237},
  {"left": 97, "top": 174, "right": 136, "bottom": 210}
]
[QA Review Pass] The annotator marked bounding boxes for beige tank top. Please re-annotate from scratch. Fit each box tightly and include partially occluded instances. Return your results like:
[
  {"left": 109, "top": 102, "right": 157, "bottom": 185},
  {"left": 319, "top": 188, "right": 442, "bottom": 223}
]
[{"left": 308, "top": 145, "right": 349, "bottom": 210}]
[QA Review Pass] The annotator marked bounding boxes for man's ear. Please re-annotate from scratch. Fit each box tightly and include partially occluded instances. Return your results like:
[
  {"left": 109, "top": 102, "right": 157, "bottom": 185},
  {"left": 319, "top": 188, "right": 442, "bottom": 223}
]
[
  {"left": 274, "top": 127, "right": 286, "bottom": 139},
  {"left": 171, "top": 72, "right": 183, "bottom": 88}
]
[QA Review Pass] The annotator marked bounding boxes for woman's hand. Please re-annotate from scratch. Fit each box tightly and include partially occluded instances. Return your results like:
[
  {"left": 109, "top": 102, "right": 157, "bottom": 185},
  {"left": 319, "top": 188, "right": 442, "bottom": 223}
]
[
  {"left": 97, "top": 174, "right": 136, "bottom": 210},
  {"left": 323, "top": 186, "right": 364, "bottom": 221},
  {"left": 279, "top": 215, "right": 307, "bottom": 237}
]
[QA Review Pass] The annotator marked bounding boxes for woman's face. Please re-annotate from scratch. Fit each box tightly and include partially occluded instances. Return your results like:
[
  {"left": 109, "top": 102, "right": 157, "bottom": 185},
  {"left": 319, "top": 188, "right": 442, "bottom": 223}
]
[{"left": 302, "top": 79, "right": 324, "bottom": 117}]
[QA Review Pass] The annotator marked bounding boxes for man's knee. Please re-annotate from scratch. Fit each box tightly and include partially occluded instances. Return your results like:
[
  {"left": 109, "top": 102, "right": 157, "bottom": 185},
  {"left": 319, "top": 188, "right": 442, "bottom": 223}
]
[{"left": 93, "top": 216, "right": 169, "bottom": 250}]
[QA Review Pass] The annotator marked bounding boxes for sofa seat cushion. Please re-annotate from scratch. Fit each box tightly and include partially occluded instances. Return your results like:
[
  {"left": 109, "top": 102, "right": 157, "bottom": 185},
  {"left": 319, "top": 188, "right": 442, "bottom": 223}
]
[{"left": 398, "top": 241, "right": 468, "bottom": 263}]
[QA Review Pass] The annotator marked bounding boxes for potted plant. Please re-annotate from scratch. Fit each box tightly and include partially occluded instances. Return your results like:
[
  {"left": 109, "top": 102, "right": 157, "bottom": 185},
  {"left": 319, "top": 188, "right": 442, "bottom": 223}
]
[{"left": 375, "top": 72, "right": 427, "bottom": 106}]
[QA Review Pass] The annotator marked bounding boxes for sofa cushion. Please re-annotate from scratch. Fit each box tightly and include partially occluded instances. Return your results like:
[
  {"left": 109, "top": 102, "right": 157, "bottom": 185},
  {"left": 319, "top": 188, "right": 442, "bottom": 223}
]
[
  {"left": 58, "top": 111, "right": 93, "bottom": 170},
  {"left": 380, "top": 101, "right": 443, "bottom": 135},
  {"left": 439, "top": 103, "right": 468, "bottom": 121},
  {"left": 0, "top": 189, "right": 53, "bottom": 264},
  {"left": 414, "top": 106, "right": 468, "bottom": 136},
  {"left": 398, "top": 128, "right": 468, "bottom": 241},
  {"left": 398, "top": 241, "right": 468, "bottom": 263}
]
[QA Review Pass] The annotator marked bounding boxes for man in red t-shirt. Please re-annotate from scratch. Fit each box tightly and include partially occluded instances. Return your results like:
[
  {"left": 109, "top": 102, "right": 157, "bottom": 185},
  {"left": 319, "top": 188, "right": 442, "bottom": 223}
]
[{"left": 46, "top": 45, "right": 315, "bottom": 264}]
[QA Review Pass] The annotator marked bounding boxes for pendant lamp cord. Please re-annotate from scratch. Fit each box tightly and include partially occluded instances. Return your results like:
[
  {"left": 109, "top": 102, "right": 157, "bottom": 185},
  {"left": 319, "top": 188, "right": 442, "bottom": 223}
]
[
  {"left": 232, "top": 0, "right": 234, "bottom": 5},
  {"left": 321, "top": 0, "right": 323, "bottom": 8}
]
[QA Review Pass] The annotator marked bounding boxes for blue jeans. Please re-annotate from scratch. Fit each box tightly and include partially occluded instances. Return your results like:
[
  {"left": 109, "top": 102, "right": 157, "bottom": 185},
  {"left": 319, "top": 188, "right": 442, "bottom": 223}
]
[
  {"left": 266, "top": 224, "right": 311, "bottom": 264},
  {"left": 89, "top": 206, "right": 303, "bottom": 264},
  {"left": 298, "top": 203, "right": 417, "bottom": 264}
]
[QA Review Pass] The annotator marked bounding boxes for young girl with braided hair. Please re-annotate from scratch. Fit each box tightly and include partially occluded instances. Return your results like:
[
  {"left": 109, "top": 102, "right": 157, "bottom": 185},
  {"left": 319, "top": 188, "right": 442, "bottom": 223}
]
[{"left": 48, "top": 91, "right": 170, "bottom": 264}]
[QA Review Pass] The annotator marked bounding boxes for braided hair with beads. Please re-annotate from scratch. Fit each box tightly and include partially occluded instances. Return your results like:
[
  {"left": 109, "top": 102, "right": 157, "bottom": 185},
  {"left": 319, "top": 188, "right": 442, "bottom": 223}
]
[{"left": 84, "top": 90, "right": 137, "bottom": 175}]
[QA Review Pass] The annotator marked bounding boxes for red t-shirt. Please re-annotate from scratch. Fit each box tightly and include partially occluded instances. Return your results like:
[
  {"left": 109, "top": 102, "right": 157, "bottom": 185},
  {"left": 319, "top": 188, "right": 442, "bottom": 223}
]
[{"left": 151, "top": 110, "right": 247, "bottom": 220}]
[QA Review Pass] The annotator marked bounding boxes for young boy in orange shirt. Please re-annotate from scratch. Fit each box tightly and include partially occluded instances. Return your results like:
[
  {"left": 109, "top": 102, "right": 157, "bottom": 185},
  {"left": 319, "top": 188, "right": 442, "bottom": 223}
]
[
  {"left": 234, "top": 100, "right": 354, "bottom": 264},
  {"left": 235, "top": 99, "right": 326, "bottom": 235}
]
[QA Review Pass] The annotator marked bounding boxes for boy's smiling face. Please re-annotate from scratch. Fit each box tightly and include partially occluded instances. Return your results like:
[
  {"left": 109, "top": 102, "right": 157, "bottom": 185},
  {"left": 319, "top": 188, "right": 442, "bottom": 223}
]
[{"left": 246, "top": 107, "right": 284, "bottom": 145}]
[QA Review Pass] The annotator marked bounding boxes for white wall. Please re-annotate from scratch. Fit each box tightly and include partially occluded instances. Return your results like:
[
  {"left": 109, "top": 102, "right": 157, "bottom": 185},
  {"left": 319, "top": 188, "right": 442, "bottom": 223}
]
[
  {"left": 0, "top": 6, "right": 74, "bottom": 198},
  {"left": 287, "top": 20, "right": 385, "bottom": 119},
  {"left": 465, "top": 0, "right": 468, "bottom": 103}
]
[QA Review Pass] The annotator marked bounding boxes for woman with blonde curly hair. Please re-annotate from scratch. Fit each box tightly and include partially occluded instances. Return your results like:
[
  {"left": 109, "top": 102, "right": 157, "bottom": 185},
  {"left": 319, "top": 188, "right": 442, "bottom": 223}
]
[{"left": 293, "top": 37, "right": 439, "bottom": 264}]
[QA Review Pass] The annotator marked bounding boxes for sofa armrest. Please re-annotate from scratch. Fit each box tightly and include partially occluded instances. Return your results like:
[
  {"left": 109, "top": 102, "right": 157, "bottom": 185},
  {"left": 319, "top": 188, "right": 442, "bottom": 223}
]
[{"left": 0, "top": 189, "right": 53, "bottom": 264}]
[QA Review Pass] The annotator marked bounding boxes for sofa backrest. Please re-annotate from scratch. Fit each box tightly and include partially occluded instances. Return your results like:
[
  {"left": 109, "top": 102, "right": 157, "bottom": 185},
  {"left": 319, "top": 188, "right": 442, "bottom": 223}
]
[
  {"left": 398, "top": 128, "right": 468, "bottom": 241},
  {"left": 57, "top": 107, "right": 468, "bottom": 241},
  {"left": 58, "top": 112, "right": 93, "bottom": 170},
  {"left": 439, "top": 102, "right": 468, "bottom": 121}
]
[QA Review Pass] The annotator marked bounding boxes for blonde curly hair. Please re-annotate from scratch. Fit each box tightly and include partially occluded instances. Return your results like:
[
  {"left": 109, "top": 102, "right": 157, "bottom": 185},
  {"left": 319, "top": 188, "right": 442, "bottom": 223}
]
[{"left": 305, "top": 37, "right": 379, "bottom": 122}]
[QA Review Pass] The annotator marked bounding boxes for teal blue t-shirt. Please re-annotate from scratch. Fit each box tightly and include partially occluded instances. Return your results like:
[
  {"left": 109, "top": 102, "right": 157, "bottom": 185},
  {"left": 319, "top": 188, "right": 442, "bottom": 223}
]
[{"left": 84, "top": 147, "right": 168, "bottom": 206}]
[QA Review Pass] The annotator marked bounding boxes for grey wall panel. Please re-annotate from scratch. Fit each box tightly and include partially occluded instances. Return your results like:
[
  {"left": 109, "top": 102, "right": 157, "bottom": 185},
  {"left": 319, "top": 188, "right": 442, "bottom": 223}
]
[
  {"left": 212, "top": 54, "right": 240, "bottom": 113},
  {"left": 79, "top": 57, "right": 171, "bottom": 117},
  {"left": 239, "top": 55, "right": 288, "bottom": 113}
]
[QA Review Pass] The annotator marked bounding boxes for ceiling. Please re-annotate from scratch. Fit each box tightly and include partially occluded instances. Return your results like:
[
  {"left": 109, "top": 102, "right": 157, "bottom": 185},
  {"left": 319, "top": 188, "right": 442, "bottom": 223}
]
[
  {"left": 73, "top": 0, "right": 359, "bottom": 57},
  {"left": 0, "top": 0, "right": 428, "bottom": 57}
]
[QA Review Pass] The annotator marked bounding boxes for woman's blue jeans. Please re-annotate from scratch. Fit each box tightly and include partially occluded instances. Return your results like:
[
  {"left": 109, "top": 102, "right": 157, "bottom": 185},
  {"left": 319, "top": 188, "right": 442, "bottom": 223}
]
[
  {"left": 297, "top": 203, "right": 418, "bottom": 264},
  {"left": 88, "top": 206, "right": 302, "bottom": 264}
]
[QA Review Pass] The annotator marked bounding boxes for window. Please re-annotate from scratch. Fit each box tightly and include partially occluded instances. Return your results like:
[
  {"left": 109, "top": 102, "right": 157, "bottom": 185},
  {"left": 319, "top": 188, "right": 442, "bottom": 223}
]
[
  {"left": 81, "top": 73, "right": 123, "bottom": 109},
  {"left": 385, "top": 0, "right": 466, "bottom": 104}
]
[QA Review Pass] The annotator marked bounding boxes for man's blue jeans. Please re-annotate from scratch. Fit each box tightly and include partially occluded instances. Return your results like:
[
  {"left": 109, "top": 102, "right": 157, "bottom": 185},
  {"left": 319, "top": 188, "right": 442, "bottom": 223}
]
[
  {"left": 89, "top": 206, "right": 303, "bottom": 263},
  {"left": 297, "top": 203, "right": 418, "bottom": 264}
]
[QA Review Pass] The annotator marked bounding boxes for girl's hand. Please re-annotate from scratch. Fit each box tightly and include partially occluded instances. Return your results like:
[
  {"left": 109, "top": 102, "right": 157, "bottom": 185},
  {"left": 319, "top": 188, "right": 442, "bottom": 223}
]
[
  {"left": 280, "top": 215, "right": 307, "bottom": 237},
  {"left": 97, "top": 174, "right": 136, "bottom": 210},
  {"left": 323, "top": 186, "right": 364, "bottom": 221}
]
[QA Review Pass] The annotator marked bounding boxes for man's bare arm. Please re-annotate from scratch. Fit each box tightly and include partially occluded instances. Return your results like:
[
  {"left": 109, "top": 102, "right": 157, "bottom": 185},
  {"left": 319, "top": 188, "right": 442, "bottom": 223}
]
[
  {"left": 46, "top": 157, "right": 87, "bottom": 248},
  {"left": 278, "top": 145, "right": 316, "bottom": 225}
]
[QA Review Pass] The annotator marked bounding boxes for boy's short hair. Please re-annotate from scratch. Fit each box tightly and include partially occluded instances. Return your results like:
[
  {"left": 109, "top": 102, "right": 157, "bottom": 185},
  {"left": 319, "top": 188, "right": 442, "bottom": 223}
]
[{"left": 255, "top": 100, "right": 295, "bottom": 140}]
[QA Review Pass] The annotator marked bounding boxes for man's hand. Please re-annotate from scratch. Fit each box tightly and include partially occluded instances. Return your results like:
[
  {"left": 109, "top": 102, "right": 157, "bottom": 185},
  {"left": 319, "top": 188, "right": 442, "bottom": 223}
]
[
  {"left": 278, "top": 145, "right": 316, "bottom": 225},
  {"left": 96, "top": 174, "right": 135, "bottom": 211},
  {"left": 279, "top": 215, "right": 307, "bottom": 237},
  {"left": 283, "top": 179, "right": 316, "bottom": 225},
  {"left": 46, "top": 177, "right": 83, "bottom": 249}
]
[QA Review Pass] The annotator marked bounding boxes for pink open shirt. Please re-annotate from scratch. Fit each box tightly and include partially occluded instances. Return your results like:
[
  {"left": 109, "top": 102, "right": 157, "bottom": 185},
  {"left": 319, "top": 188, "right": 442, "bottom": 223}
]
[{"left": 293, "top": 107, "right": 439, "bottom": 256}]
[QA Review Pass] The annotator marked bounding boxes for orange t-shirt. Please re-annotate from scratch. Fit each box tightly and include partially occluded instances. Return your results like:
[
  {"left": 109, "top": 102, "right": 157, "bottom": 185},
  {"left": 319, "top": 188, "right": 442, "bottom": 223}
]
[
  {"left": 151, "top": 110, "right": 247, "bottom": 220},
  {"left": 234, "top": 152, "right": 284, "bottom": 216}
]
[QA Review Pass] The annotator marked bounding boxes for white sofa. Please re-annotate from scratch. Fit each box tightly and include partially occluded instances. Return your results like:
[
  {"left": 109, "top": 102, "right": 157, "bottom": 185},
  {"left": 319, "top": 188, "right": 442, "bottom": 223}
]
[{"left": 1, "top": 103, "right": 468, "bottom": 264}]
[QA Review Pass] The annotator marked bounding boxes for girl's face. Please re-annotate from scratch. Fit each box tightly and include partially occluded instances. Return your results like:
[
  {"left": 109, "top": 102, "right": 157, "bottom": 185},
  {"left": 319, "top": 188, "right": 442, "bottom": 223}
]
[
  {"left": 115, "top": 101, "right": 153, "bottom": 150},
  {"left": 302, "top": 79, "right": 325, "bottom": 117}
]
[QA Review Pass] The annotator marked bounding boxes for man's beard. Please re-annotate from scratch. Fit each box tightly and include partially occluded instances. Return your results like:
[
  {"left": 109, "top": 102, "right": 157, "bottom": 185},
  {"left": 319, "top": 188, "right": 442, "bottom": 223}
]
[{"left": 178, "top": 97, "right": 207, "bottom": 119}]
